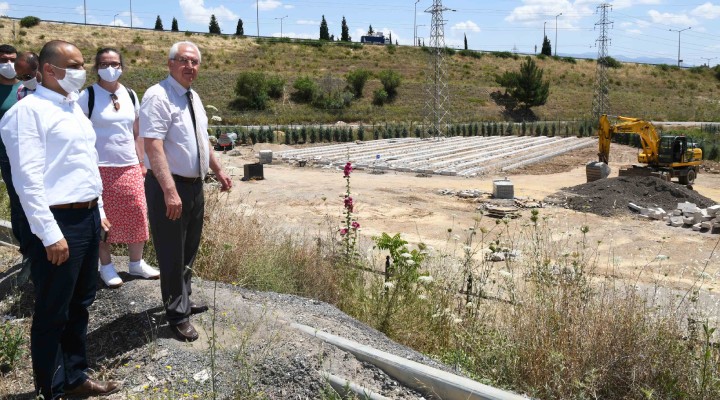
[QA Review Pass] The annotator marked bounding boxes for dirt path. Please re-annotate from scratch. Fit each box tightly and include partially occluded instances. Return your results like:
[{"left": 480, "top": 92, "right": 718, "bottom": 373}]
[{"left": 218, "top": 143, "right": 720, "bottom": 293}]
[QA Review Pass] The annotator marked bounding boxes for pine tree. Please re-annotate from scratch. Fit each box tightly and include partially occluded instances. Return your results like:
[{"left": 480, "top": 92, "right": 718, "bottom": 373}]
[
  {"left": 541, "top": 36, "right": 552, "bottom": 56},
  {"left": 154, "top": 15, "right": 163, "bottom": 31},
  {"left": 389, "top": 32, "right": 392, "bottom": 43},
  {"left": 171, "top": 17, "right": 179, "bottom": 32},
  {"left": 341, "top": 16, "right": 350, "bottom": 41},
  {"left": 496, "top": 56, "right": 550, "bottom": 110},
  {"left": 368, "top": 25, "right": 374, "bottom": 35},
  {"left": 464, "top": 33, "right": 468, "bottom": 50},
  {"left": 235, "top": 18, "right": 244, "bottom": 36},
  {"left": 209, "top": 14, "right": 221, "bottom": 34},
  {"left": 319, "top": 15, "right": 330, "bottom": 40}
]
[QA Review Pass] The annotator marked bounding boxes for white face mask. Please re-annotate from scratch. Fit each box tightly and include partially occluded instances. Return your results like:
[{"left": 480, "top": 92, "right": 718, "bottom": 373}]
[
  {"left": 22, "top": 77, "right": 38, "bottom": 90},
  {"left": 51, "top": 65, "right": 86, "bottom": 94},
  {"left": 98, "top": 66, "right": 122, "bottom": 82},
  {"left": 0, "top": 62, "right": 15, "bottom": 79}
]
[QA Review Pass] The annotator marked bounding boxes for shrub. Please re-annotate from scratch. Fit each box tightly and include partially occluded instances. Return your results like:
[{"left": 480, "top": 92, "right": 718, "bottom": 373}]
[
  {"left": 491, "top": 51, "right": 517, "bottom": 59},
  {"left": 19, "top": 16, "right": 40, "bottom": 28},
  {"left": 18, "top": 30, "right": 26, "bottom": 37},
  {"left": 267, "top": 75, "right": 285, "bottom": 99},
  {"left": 561, "top": 56, "right": 576, "bottom": 64},
  {"left": 537, "top": 54, "right": 547, "bottom": 60},
  {"left": 312, "top": 75, "right": 353, "bottom": 110},
  {"left": 233, "top": 71, "right": 269, "bottom": 110},
  {"left": 345, "top": 69, "right": 372, "bottom": 98},
  {"left": 458, "top": 49, "right": 483, "bottom": 59},
  {"left": 372, "top": 89, "right": 388, "bottom": 106},
  {"left": 386, "top": 44, "right": 396, "bottom": 55},
  {"left": 292, "top": 76, "right": 318, "bottom": 103},
  {"left": 377, "top": 70, "right": 401, "bottom": 99},
  {"left": 598, "top": 56, "right": 622, "bottom": 68}
]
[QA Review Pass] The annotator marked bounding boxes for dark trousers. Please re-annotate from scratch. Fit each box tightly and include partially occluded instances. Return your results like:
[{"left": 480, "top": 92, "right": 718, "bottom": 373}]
[
  {"left": 0, "top": 159, "right": 32, "bottom": 255},
  {"left": 29, "top": 207, "right": 101, "bottom": 399},
  {"left": 145, "top": 173, "right": 204, "bottom": 325}
]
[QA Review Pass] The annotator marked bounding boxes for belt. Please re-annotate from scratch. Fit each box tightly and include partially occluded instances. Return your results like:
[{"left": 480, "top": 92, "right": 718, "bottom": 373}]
[
  {"left": 147, "top": 170, "right": 202, "bottom": 184},
  {"left": 49, "top": 198, "right": 98, "bottom": 209}
]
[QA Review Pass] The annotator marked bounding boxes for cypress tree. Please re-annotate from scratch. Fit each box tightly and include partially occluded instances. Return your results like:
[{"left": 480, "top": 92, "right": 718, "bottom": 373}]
[
  {"left": 209, "top": 14, "right": 221, "bottom": 34},
  {"left": 171, "top": 17, "right": 179, "bottom": 32},
  {"left": 235, "top": 18, "right": 244, "bottom": 36},
  {"left": 154, "top": 15, "right": 163, "bottom": 31},
  {"left": 541, "top": 36, "right": 552, "bottom": 56},
  {"left": 464, "top": 33, "right": 468, "bottom": 50},
  {"left": 341, "top": 16, "right": 351, "bottom": 41},
  {"left": 320, "top": 15, "right": 330, "bottom": 40}
]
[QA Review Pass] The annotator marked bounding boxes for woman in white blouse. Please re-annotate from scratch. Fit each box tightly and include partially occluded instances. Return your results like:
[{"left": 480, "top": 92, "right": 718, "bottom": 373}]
[{"left": 79, "top": 48, "right": 159, "bottom": 288}]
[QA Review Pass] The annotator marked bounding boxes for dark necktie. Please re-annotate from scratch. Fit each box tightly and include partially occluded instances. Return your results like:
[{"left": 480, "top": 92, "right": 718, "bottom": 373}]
[{"left": 186, "top": 90, "right": 208, "bottom": 178}]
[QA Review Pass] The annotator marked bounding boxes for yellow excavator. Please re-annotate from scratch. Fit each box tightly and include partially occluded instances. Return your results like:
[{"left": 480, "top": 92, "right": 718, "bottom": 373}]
[{"left": 587, "top": 114, "right": 703, "bottom": 185}]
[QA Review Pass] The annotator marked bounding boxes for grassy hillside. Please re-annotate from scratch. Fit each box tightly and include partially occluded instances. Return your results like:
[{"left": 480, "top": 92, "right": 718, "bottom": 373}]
[{"left": 4, "top": 18, "right": 720, "bottom": 125}]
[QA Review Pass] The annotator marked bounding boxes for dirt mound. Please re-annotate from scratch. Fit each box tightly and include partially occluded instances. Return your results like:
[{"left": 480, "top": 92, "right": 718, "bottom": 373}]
[{"left": 545, "top": 176, "right": 718, "bottom": 217}]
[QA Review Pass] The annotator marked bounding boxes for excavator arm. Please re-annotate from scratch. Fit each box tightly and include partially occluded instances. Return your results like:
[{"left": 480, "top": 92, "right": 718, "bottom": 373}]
[{"left": 597, "top": 114, "right": 661, "bottom": 165}]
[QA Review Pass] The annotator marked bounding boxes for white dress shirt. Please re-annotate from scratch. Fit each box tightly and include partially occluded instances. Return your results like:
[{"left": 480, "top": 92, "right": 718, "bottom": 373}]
[
  {"left": 78, "top": 83, "right": 140, "bottom": 167},
  {"left": 0, "top": 84, "right": 105, "bottom": 246},
  {"left": 139, "top": 75, "right": 209, "bottom": 178}
]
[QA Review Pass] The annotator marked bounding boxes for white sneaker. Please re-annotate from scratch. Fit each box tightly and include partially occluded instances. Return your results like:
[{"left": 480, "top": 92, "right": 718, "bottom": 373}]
[
  {"left": 128, "top": 260, "right": 160, "bottom": 279},
  {"left": 99, "top": 263, "right": 123, "bottom": 288}
]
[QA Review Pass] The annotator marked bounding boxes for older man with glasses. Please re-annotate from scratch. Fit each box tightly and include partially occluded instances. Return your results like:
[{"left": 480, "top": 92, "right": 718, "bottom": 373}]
[{"left": 139, "top": 41, "right": 232, "bottom": 342}]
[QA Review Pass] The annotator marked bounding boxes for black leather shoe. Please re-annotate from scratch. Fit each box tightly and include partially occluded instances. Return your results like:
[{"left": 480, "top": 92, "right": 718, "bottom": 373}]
[
  {"left": 190, "top": 301, "right": 209, "bottom": 315},
  {"left": 170, "top": 321, "right": 199, "bottom": 342},
  {"left": 64, "top": 378, "right": 121, "bottom": 397}
]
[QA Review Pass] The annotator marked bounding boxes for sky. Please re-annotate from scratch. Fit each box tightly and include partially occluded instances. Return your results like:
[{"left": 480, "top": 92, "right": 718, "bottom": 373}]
[{"left": 3, "top": 0, "right": 720, "bottom": 67}]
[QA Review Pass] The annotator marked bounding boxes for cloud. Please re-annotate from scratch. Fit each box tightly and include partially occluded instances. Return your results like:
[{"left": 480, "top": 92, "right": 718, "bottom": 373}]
[
  {"left": 297, "top": 19, "right": 318, "bottom": 25},
  {"left": 505, "top": 0, "right": 594, "bottom": 28},
  {"left": 691, "top": 2, "right": 720, "bottom": 19},
  {"left": 284, "top": 5, "right": 294, "bottom": 9},
  {"left": 451, "top": 21, "right": 480, "bottom": 33},
  {"left": 611, "top": 0, "right": 660, "bottom": 10},
  {"left": 648, "top": 10, "right": 697, "bottom": 26},
  {"left": 0, "top": 2, "right": 8, "bottom": 14},
  {"left": 180, "top": 0, "right": 238, "bottom": 26},
  {"left": 258, "top": 0, "right": 282, "bottom": 11},
  {"left": 283, "top": 32, "right": 316, "bottom": 40}
]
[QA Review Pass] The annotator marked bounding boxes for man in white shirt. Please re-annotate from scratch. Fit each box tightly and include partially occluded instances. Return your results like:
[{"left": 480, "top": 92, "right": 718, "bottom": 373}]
[
  {"left": 140, "top": 41, "right": 231, "bottom": 342},
  {"left": 0, "top": 40, "right": 120, "bottom": 399}
]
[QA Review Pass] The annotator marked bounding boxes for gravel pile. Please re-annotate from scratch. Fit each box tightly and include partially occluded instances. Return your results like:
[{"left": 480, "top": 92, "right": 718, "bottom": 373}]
[{"left": 545, "top": 176, "right": 717, "bottom": 217}]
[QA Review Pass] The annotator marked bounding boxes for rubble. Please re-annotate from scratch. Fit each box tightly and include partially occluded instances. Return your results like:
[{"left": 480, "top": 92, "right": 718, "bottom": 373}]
[{"left": 629, "top": 200, "right": 720, "bottom": 235}]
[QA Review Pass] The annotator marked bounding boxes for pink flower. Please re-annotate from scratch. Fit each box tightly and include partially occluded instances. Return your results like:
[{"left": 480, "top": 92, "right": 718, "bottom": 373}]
[
  {"left": 339, "top": 228, "right": 348, "bottom": 236},
  {"left": 351, "top": 221, "right": 360, "bottom": 229},
  {"left": 344, "top": 196, "right": 354, "bottom": 212},
  {"left": 343, "top": 162, "right": 353, "bottom": 177}
]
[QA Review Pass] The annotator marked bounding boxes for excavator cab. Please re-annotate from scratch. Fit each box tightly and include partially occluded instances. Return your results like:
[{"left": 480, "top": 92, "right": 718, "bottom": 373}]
[{"left": 658, "top": 136, "right": 686, "bottom": 164}]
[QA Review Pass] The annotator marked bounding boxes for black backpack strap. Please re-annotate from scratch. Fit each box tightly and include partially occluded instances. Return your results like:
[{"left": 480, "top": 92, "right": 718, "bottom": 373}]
[
  {"left": 126, "top": 87, "right": 136, "bottom": 107},
  {"left": 87, "top": 85, "right": 95, "bottom": 119}
]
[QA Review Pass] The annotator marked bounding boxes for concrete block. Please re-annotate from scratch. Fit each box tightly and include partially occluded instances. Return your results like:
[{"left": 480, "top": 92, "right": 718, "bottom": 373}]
[
  {"left": 683, "top": 216, "right": 695, "bottom": 226},
  {"left": 701, "top": 221, "right": 713, "bottom": 230},
  {"left": 672, "top": 209, "right": 683, "bottom": 216},
  {"left": 678, "top": 202, "right": 699, "bottom": 214},
  {"left": 670, "top": 216, "right": 684, "bottom": 227},
  {"left": 708, "top": 205, "right": 720, "bottom": 216},
  {"left": 693, "top": 223, "right": 703, "bottom": 231},
  {"left": 712, "top": 223, "right": 720, "bottom": 234},
  {"left": 628, "top": 202, "right": 643, "bottom": 213}
]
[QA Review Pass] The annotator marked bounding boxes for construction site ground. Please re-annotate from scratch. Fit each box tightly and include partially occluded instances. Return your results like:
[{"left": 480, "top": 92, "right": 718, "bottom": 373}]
[{"left": 225, "top": 142, "right": 720, "bottom": 294}]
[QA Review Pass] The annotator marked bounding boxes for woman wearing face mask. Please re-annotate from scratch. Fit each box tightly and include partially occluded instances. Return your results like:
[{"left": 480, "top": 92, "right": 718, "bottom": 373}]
[{"left": 78, "top": 48, "right": 159, "bottom": 288}]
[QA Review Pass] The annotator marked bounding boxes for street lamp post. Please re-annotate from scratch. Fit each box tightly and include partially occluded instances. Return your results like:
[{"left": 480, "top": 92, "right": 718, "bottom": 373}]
[
  {"left": 414, "top": 0, "right": 420, "bottom": 46},
  {"left": 543, "top": 21, "right": 547, "bottom": 38},
  {"left": 256, "top": 0, "right": 260, "bottom": 37},
  {"left": 554, "top": 12, "right": 562, "bottom": 56},
  {"left": 275, "top": 15, "right": 288, "bottom": 38},
  {"left": 84, "top": 0, "right": 87, "bottom": 24},
  {"left": 129, "top": 0, "right": 133, "bottom": 28},
  {"left": 114, "top": 13, "right": 120, "bottom": 25},
  {"left": 669, "top": 27, "right": 691, "bottom": 67}
]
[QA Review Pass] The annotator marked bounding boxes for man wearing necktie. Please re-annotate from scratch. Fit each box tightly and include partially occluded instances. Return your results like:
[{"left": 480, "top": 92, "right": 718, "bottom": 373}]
[{"left": 139, "top": 41, "right": 232, "bottom": 342}]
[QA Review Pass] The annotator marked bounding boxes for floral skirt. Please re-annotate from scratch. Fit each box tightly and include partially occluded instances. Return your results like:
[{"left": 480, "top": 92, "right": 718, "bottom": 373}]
[{"left": 99, "top": 164, "right": 149, "bottom": 244}]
